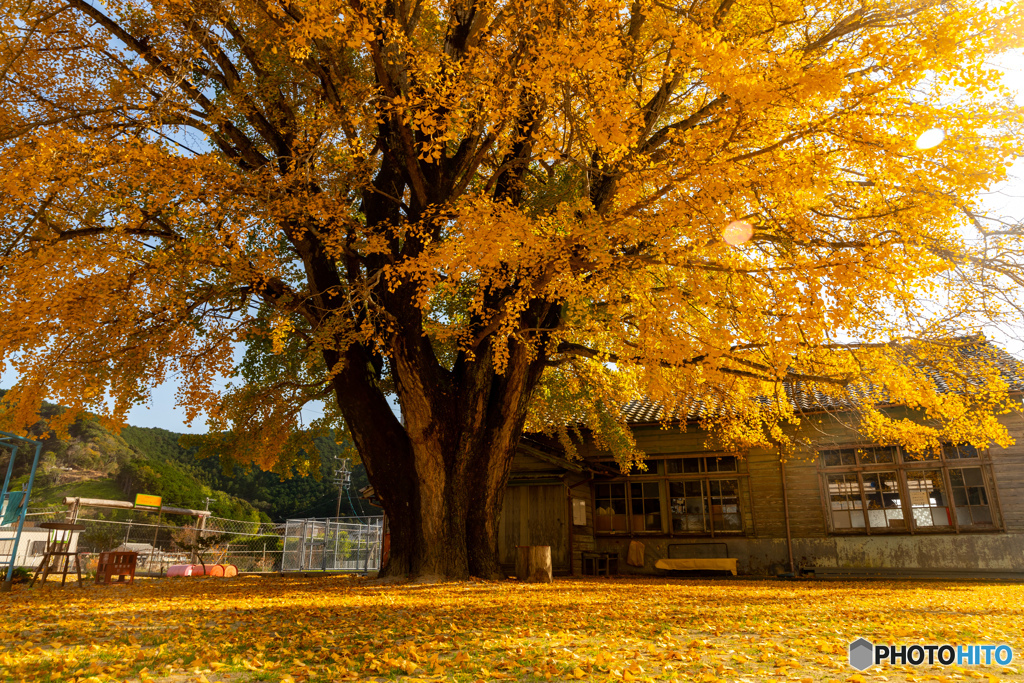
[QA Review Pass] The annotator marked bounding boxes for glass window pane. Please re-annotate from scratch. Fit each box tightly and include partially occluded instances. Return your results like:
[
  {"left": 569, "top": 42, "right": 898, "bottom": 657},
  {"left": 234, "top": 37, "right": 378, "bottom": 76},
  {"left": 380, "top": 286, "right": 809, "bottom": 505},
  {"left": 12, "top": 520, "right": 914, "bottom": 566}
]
[
  {"left": 710, "top": 479, "right": 741, "bottom": 531},
  {"left": 822, "top": 449, "right": 857, "bottom": 466},
  {"left": 860, "top": 446, "right": 895, "bottom": 464},
  {"left": 683, "top": 458, "right": 703, "bottom": 473},
  {"left": 670, "top": 481, "right": 706, "bottom": 532},
  {"left": 862, "top": 471, "right": 901, "bottom": 528},
  {"left": 639, "top": 460, "right": 664, "bottom": 475},
  {"left": 959, "top": 444, "right": 979, "bottom": 459},
  {"left": 832, "top": 509, "right": 852, "bottom": 528},
  {"left": 905, "top": 470, "right": 950, "bottom": 527},
  {"left": 595, "top": 482, "right": 628, "bottom": 531},
  {"left": 714, "top": 455, "right": 737, "bottom": 471},
  {"left": 905, "top": 447, "right": 940, "bottom": 461},
  {"left": 944, "top": 444, "right": 979, "bottom": 459},
  {"left": 666, "top": 458, "right": 683, "bottom": 474},
  {"left": 828, "top": 473, "right": 865, "bottom": 529},
  {"left": 630, "top": 481, "right": 662, "bottom": 531},
  {"left": 971, "top": 506, "right": 992, "bottom": 524},
  {"left": 962, "top": 468, "right": 984, "bottom": 487}
]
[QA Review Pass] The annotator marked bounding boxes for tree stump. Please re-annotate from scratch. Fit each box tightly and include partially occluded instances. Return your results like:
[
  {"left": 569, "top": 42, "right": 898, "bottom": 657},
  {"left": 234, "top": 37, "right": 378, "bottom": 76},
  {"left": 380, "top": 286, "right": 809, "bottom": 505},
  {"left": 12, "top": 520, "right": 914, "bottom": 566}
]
[{"left": 515, "top": 545, "right": 552, "bottom": 583}]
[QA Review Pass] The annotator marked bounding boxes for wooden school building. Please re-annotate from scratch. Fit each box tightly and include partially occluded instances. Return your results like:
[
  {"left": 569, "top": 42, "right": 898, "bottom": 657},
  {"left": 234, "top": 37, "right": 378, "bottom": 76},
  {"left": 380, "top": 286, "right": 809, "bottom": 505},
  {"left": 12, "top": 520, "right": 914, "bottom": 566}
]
[{"left": 498, "top": 346, "right": 1024, "bottom": 578}]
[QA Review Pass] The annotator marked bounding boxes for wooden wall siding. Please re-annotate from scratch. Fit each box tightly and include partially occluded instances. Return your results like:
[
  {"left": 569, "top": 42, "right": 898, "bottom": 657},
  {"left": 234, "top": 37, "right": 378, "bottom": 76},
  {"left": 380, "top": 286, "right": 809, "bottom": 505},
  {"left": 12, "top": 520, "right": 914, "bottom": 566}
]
[
  {"left": 783, "top": 457, "right": 828, "bottom": 538},
  {"left": 565, "top": 472, "right": 595, "bottom": 576},
  {"left": 498, "top": 484, "right": 570, "bottom": 572},
  {"left": 745, "top": 449, "right": 786, "bottom": 539},
  {"left": 992, "top": 413, "right": 1024, "bottom": 533},
  {"left": 744, "top": 447, "right": 829, "bottom": 539},
  {"left": 510, "top": 452, "right": 565, "bottom": 474}
]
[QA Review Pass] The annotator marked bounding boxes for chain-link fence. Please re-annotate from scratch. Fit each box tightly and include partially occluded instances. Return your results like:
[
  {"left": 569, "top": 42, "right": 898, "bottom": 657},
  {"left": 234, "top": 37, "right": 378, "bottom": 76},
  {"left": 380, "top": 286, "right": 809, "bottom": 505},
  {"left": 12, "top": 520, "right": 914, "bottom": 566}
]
[
  {"left": 282, "top": 517, "right": 384, "bottom": 572},
  {"left": 13, "top": 506, "right": 383, "bottom": 575}
]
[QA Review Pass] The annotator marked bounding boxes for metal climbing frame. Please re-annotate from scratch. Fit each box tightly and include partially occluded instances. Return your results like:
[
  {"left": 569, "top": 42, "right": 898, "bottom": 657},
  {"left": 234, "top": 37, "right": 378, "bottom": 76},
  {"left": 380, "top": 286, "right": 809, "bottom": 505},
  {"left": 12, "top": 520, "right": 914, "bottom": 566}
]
[{"left": 0, "top": 431, "right": 42, "bottom": 592}]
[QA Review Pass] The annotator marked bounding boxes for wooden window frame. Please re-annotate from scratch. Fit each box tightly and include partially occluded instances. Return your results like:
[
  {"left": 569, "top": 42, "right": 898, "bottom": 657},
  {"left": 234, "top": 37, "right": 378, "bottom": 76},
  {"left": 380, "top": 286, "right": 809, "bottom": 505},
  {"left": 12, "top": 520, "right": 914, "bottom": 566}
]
[
  {"left": 817, "top": 443, "right": 1003, "bottom": 535},
  {"left": 591, "top": 454, "right": 748, "bottom": 537}
]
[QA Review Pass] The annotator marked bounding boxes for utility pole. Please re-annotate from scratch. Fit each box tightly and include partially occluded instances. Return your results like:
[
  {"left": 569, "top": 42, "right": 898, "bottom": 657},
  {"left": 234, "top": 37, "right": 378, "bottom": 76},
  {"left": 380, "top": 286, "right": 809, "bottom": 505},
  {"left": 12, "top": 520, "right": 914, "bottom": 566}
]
[
  {"left": 204, "top": 497, "right": 214, "bottom": 512},
  {"left": 333, "top": 458, "right": 351, "bottom": 519}
]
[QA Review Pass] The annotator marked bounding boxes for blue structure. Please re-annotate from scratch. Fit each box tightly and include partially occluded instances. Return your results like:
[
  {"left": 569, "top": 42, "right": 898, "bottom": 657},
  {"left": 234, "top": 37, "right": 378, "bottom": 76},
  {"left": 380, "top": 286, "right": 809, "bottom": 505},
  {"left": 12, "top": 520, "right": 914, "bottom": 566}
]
[{"left": 0, "top": 431, "right": 42, "bottom": 592}]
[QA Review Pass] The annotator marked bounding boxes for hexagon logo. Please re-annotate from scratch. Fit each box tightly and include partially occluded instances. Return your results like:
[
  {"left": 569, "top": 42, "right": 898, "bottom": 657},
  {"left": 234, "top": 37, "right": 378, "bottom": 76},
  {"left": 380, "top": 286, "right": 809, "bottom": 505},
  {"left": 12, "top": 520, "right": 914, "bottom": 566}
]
[{"left": 849, "top": 638, "right": 874, "bottom": 671}]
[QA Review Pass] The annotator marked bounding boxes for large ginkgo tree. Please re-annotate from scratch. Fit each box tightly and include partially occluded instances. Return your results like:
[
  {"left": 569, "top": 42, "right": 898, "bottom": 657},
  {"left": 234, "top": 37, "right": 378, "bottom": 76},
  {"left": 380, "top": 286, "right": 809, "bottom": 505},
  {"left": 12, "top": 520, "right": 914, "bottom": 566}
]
[{"left": 1, "top": 0, "right": 1023, "bottom": 578}]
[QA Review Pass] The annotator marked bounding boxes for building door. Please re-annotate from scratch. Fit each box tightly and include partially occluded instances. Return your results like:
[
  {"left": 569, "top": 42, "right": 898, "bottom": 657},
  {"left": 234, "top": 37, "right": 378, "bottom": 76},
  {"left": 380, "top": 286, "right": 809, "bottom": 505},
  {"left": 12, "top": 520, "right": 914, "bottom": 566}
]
[{"left": 498, "top": 484, "right": 569, "bottom": 574}]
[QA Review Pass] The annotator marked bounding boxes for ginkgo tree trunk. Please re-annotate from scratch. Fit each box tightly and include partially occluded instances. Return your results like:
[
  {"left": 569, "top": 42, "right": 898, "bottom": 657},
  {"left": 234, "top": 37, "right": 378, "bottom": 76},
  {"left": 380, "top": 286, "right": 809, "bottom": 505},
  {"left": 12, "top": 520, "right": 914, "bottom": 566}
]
[{"left": 1, "top": 0, "right": 1023, "bottom": 579}]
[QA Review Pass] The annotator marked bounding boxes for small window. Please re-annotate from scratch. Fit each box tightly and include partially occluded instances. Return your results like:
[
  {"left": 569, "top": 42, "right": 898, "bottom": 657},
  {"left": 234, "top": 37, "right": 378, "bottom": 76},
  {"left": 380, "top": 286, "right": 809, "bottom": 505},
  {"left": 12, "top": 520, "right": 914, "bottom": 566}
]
[
  {"left": 949, "top": 468, "right": 992, "bottom": 525},
  {"left": 599, "top": 459, "right": 664, "bottom": 474},
  {"left": 822, "top": 449, "right": 857, "bottom": 467},
  {"left": 595, "top": 483, "right": 628, "bottom": 532},
  {"left": 709, "top": 479, "right": 741, "bottom": 530},
  {"left": 683, "top": 458, "right": 704, "bottom": 473},
  {"left": 630, "top": 482, "right": 662, "bottom": 531},
  {"left": 827, "top": 473, "right": 864, "bottom": 528},
  {"left": 858, "top": 446, "right": 895, "bottom": 464},
  {"left": 29, "top": 540, "right": 46, "bottom": 555},
  {"left": 669, "top": 481, "right": 707, "bottom": 532},
  {"left": 905, "top": 470, "right": 952, "bottom": 528},
  {"left": 638, "top": 460, "right": 664, "bottom": 475},
  {"left": 861, "top": 471, "right": 904, "bottom": 529},
  {"left": 905, "top": 448, "right": 940, "bottom": 461},
  {"left": 707, "top": 456, "right": 737, "bottom": 472},
  {"left": 943, "top": 444, "right": 979, "bottom": 460}
]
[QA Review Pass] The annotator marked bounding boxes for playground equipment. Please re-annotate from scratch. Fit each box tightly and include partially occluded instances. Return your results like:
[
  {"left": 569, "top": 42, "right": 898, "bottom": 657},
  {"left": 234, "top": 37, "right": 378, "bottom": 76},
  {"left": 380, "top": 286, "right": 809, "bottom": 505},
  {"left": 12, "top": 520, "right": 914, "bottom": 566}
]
[{"left": 0, "top": 431, "right": 42, "bottom": 592}]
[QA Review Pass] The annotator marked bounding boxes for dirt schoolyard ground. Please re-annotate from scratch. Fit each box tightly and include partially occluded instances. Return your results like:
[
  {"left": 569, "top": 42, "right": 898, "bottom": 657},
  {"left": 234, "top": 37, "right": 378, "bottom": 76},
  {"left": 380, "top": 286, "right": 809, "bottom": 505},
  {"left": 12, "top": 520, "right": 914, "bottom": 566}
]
[{"left": 0, "top": 575, "right": 1020, "bottom": 682}]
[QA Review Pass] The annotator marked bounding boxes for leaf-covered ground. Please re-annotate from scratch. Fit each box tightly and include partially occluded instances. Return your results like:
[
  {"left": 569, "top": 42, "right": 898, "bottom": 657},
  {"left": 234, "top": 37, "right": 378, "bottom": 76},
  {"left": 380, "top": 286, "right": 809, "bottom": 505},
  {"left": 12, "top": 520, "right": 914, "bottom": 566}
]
[{"left": 1, "top": 575, "right": 1021, "bottom": 683}]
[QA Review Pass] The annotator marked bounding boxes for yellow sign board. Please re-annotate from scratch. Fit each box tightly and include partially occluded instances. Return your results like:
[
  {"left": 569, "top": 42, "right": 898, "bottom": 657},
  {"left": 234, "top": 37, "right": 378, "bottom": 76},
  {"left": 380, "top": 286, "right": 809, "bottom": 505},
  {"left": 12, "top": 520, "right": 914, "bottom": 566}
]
[{"left": 134, "top": 493, "right": 162, "bottom": 509}]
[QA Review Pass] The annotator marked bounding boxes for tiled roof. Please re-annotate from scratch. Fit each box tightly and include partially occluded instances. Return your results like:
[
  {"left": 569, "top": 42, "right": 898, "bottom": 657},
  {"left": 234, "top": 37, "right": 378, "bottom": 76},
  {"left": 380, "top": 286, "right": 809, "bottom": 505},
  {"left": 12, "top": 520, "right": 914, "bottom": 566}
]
[{"left": 617, "top": 338, "right": 1024, "bottom": 424}]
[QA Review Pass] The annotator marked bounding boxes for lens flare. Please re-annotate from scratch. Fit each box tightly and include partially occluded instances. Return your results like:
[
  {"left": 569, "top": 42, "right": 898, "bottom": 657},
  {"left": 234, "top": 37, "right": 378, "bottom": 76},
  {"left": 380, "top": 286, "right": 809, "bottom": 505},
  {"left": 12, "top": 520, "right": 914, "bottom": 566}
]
[
  {"left": 915, "top": 128, "right": 945, "bottom": 150},
  {"left": 723, "top": 220, "right": 753, "bottom": 246}
]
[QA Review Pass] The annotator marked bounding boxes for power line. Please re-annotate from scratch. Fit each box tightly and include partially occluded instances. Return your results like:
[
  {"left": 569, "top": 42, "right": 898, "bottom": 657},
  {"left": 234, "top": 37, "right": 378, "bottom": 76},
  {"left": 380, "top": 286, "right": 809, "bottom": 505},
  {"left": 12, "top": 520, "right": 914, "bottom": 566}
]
[{"left": 333, "top": 458, "right": 352, "bottom": 519}]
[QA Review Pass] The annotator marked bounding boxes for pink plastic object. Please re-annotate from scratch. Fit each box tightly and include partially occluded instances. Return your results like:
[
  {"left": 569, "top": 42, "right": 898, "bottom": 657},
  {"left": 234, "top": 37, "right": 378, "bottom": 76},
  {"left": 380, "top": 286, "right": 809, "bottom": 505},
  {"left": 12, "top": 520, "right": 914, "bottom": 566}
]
[{"left": 166, "top": 564, "right": 205, "bottom": 577}]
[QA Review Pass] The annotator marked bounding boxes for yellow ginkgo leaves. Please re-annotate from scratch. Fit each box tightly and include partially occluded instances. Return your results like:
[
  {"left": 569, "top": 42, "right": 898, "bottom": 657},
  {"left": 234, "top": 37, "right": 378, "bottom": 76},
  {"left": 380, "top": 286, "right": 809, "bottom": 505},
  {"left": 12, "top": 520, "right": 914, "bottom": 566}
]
[{"left": 0, "top": 575, "right": 1022, "bottom": 682}]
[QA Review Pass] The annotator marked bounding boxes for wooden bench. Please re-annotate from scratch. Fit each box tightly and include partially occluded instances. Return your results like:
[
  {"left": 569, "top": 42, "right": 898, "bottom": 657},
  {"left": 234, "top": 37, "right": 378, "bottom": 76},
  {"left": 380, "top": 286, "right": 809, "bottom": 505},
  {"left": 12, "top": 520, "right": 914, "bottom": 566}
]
[
  {"left": 581, "top": 551, "right": 618, "bottom": 577},
  {"left": 654, "top": 542, "right": 738, "bottom": 575},
  {"left": 96, "top": 551, "right": 138, "bottom": 584}
]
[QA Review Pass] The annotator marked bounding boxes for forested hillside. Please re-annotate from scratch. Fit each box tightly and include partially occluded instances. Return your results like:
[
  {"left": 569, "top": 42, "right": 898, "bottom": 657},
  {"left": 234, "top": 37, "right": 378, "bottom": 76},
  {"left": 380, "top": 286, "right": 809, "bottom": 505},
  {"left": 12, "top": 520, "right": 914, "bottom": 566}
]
[
  {"left": 1, "top": 391, "right": 374, "bottom": 522},
  {"left": 119, "top": 426, "right": 375, "bottom": 521}
]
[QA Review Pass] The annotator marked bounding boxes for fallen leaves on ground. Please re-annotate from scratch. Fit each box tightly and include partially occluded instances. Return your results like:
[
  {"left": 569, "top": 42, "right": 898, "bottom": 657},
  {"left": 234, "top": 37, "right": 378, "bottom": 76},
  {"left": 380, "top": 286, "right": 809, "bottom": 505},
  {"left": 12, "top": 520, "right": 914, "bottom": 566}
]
[{"left": 0, "top": 576, "right": 1021, "bottom": 682}]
